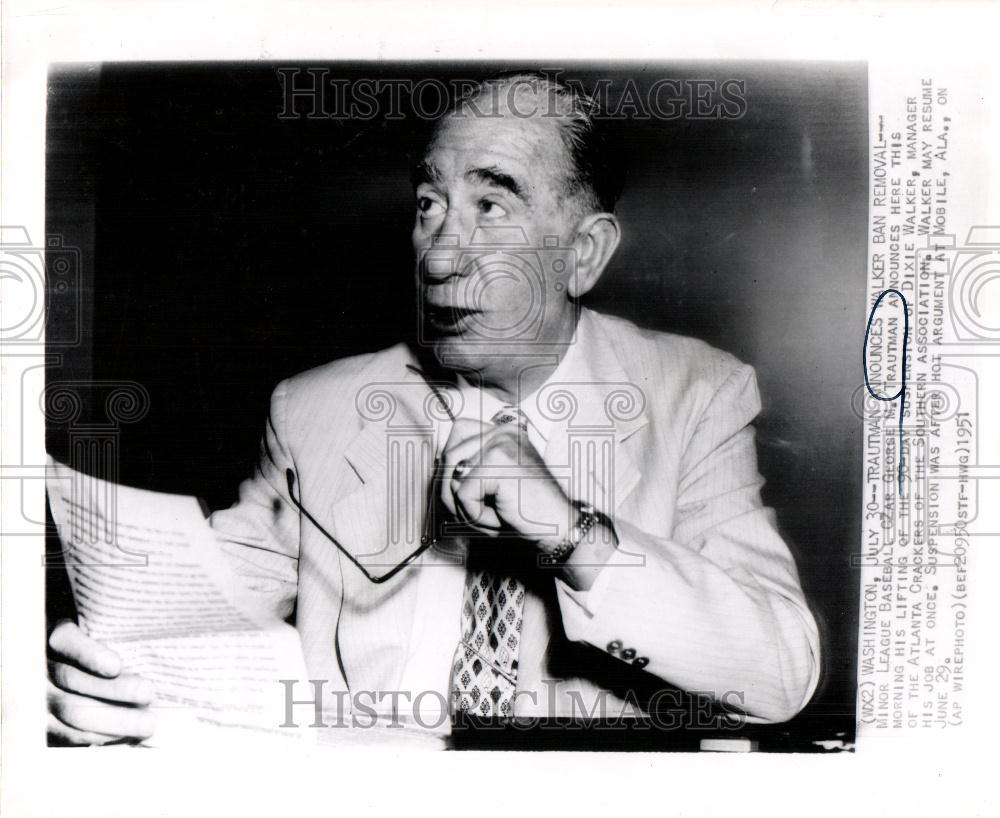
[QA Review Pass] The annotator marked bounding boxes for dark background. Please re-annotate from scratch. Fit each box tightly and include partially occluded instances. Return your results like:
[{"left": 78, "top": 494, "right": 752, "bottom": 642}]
[{"left": 46, "top": 62, "right": 867, "bottom": 749}]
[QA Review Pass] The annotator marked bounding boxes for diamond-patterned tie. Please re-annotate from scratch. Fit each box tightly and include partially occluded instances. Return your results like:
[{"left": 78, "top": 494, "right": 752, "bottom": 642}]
[{"left": 450, "top": 407, "right": 529, "bottom": 718}]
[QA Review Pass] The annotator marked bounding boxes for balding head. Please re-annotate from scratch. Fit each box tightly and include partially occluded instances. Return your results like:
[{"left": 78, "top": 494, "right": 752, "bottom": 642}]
[
  {"left": 411, "top": 72, "right": 624, "bottom": 397},
  {"left": 432, "top": 73, "right": 624, "bottom": 220}
]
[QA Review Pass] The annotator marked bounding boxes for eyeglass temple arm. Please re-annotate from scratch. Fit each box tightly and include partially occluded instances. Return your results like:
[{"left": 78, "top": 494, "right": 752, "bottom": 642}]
[{"left": 284, "top": 468, "right": 430, "bottom": 584}]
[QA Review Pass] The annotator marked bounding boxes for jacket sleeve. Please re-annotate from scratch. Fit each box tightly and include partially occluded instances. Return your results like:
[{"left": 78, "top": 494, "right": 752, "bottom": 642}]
[
  {"left": 554, "top": 363, "right": 821, "bottom": 723},
  {"left": 208, "top": 380, "right": 301, "bottom": 622}
]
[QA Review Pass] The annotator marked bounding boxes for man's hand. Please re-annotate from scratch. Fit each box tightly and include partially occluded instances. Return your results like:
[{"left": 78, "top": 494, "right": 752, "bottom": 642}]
[
  {"left": 439, "top": 417, "right": 572, "bottom": 543},
  {"left": 47, "top": 620, "right": 157, "bottom": 745},
  {"left": 439, "top": 417, "right": 617, "bottom": 590}
]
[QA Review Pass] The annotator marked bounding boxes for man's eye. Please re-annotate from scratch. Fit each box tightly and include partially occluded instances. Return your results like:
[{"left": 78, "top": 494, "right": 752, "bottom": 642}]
[
  {"left": 479, "top": 200, "right": 508, "bottom": 218},
  {"left": 417, "top": 197, "right": 445, "bottom": 217}
]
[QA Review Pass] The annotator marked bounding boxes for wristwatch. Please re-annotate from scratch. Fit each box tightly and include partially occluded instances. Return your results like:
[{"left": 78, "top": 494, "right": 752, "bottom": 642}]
[{"left": 540, "top": 500, "right": 616, "bottom": 566}]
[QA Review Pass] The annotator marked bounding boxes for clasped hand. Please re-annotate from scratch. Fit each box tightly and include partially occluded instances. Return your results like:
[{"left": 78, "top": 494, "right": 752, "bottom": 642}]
[{"left": 438, "top": 417, "right": 574, "bottom": 550}]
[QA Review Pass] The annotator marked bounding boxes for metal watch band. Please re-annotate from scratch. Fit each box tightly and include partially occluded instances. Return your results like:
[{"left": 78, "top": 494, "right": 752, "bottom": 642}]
[{"left": 540, "top": 501, "right": 609, "bottom": 566}]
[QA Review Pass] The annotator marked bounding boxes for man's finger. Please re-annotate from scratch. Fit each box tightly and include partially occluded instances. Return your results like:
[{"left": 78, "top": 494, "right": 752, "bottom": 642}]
[
  {"left": 47, "top": 713, "right": 128, "bottom": 747},
  {"left": 47, "top": 682, "right": 156, "bottom": 740},
  {"left": 440, "top": 424, "right": 517, "bottom": 490},
  {"left": 51, "top": 662, "right": 155, "bottom": 706},
  {"left": 48, "top": 621, "right": 121, "bottom": 678},
  {"left": 453, "top": 469, "right": 503, "bottom": 530},
  {"left": 439, "top": 441, "right": 482, "bottom": 512},
  {"left": 439, "top": 432, "right": 487, "bottom": 480}
]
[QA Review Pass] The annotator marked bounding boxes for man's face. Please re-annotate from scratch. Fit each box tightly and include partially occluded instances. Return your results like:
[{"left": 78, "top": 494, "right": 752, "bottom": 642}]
[{"left": 412, "top": 104, "right": 581, "bottom": 379}]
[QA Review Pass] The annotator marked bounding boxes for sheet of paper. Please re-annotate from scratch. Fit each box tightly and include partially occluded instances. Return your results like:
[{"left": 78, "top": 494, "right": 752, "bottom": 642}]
[{"left": 45, "top": 457, "right": 314, "bottom": 746}]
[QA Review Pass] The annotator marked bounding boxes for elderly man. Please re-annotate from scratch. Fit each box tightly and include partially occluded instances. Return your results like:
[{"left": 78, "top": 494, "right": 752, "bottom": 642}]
[{"left": 47, "top": 73, "right": 820, "bottom": 744}]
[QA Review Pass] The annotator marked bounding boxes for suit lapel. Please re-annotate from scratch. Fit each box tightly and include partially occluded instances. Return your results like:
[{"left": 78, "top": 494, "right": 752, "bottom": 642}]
[
  {"left": 333, "top": 355, "right": 440, "bottom": 568},
  {"left": 327, "top": 315, "right": 649, "bottom": 690},
  {"left": 535, "top": 309, "right": 648, "bottom": 516},
  {"left": 524, "top": 312, "right": 650, "bottom": 684},
  {"left": 328, "top": 353, "right": 449, "bottom": 689}
]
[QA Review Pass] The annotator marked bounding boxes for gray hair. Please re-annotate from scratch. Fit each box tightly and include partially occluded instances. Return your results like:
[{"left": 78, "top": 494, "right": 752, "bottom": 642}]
[{"left": 447, "top": 72, "right": 625, "bottom": 214}]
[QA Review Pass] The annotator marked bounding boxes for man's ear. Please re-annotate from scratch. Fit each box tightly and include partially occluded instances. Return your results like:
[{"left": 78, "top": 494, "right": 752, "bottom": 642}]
[{"left": 566, "top": 212, "right": 621, "bottom": 298}]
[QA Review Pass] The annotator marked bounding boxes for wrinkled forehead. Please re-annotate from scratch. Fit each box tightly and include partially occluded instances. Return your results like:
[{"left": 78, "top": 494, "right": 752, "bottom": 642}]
[{"left": 423, "top": 93, "right": 572, "bottom": 186}]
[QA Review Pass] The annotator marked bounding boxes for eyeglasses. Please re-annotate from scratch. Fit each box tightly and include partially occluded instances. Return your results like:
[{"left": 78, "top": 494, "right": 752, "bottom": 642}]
[
  {"left": 285, "top": 368, "right": 462, "bottom": 584},
  {"left": 286, "top": 467, "right": 442, "bottom": 584}
]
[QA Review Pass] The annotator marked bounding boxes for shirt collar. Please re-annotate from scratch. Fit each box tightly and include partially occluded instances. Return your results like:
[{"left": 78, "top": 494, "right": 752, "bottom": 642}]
[{"left": 453, "top": 321, "right": 589, "bottom": 446}]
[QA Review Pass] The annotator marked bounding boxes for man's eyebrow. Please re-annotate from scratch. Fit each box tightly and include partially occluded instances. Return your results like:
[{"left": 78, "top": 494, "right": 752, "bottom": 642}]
[
  {"left": 410, "top": 160, "right": 531, "bottom": 204},
  {"left": 411, "top": 160, "right": 442, "bottom": 189},
  {"left": 465, "top": 166, "right": 530, "bottom": 203}
]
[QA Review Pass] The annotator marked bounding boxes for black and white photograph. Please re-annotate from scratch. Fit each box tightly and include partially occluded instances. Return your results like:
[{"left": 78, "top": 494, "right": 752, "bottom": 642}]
[
  {"left": 41, "top": 62, "right": 866, "bottom": 751},
  {"left": 2, "top": 3, "right": 998, "bottom": 817}
]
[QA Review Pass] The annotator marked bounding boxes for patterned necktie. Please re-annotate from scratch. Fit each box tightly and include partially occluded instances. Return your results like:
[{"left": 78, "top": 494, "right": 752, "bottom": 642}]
[{"left": 450, "top": 406, "right": 529, "bottom": 718}]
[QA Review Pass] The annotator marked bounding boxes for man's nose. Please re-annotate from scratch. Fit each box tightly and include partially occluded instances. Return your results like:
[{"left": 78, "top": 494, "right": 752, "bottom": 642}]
[
  {"left": 420, "top": 236, "right": 465, "bottom": 282},
  {"left": 432, "top": 205, "right": 469, "bottom": 247},
  {"left": 420, "top": 208, "right": 473, "bottom": 282}
]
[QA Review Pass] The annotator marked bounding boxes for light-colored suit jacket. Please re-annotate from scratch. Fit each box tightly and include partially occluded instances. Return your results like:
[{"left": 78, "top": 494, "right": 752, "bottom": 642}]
[{"left": 210, "top": 308, "right": 820, "bottom": 724}]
